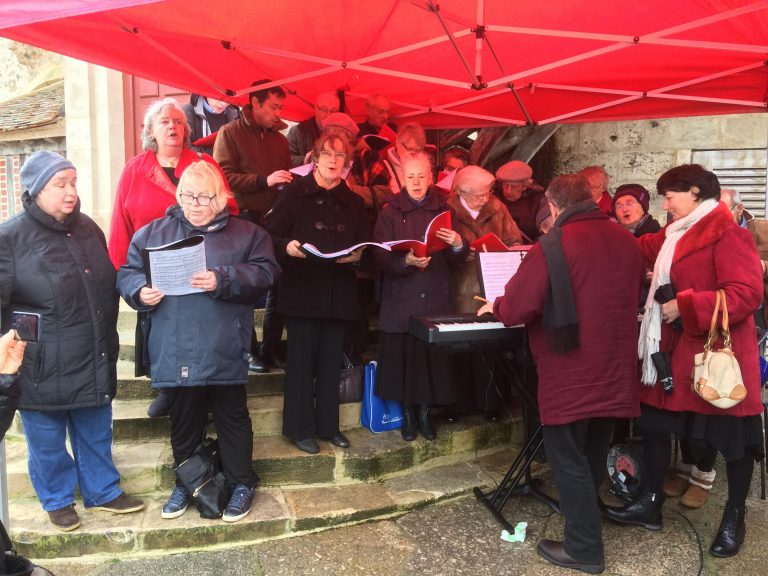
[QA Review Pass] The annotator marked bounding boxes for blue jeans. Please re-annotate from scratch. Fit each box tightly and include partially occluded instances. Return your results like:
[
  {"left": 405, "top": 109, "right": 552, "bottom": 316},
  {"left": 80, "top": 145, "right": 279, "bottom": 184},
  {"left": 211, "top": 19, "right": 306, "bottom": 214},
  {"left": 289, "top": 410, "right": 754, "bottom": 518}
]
[{"left": 20, "top": 405, "right": 122, "bottom": 511}]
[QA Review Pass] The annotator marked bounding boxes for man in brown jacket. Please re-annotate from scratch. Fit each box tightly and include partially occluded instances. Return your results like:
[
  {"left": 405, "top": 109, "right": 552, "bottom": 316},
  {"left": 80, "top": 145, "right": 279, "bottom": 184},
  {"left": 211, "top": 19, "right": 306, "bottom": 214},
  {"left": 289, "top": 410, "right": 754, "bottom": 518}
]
[
  {"left": 213, "top": 79, "right": 292, "bottom": 225},
  {"left": 213, "top": 79, "right": 292, "bottom": 373}
]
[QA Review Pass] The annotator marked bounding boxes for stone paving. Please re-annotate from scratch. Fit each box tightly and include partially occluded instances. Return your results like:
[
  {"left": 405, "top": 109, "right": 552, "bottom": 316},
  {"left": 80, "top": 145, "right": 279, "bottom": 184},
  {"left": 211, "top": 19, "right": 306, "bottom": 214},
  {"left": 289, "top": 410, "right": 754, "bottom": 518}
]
[{"left": 31, "top": 453, "right": 768, "bottom": 576}]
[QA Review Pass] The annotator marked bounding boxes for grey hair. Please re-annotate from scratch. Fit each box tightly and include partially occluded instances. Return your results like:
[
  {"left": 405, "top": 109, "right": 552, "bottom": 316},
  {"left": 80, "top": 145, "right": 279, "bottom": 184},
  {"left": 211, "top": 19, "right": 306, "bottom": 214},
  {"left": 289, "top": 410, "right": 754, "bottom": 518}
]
[
  {"left": 396, "top": 122, "right": 427, "bottom": 149},
  {"left": 721, "top": 188, "right": 742, "bottom": 205},
  {"left": 141, "top": 97, "right": 191, "bottom": 152}
]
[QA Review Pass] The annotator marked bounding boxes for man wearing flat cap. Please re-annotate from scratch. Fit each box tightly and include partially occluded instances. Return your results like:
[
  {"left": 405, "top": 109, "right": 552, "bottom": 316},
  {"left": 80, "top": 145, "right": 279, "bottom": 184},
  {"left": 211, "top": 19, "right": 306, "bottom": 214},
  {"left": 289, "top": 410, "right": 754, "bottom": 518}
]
[{"left": 495, "top": 160, "right": 546, "bottom": 243}]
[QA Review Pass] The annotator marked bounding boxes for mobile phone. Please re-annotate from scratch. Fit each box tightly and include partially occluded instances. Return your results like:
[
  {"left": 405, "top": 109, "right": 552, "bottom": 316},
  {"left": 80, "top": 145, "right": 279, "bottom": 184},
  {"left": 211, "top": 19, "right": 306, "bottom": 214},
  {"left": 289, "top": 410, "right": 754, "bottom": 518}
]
[{"left": 11, "top": 311, "right": 41, "bottom": 343}]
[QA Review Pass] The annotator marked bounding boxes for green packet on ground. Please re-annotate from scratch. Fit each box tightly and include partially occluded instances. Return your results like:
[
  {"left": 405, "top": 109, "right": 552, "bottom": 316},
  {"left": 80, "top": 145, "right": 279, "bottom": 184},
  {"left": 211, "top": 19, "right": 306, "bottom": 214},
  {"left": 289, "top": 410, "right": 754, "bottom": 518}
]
[{"left": 500, "top": 521, "right": 528, "bottom": 543}]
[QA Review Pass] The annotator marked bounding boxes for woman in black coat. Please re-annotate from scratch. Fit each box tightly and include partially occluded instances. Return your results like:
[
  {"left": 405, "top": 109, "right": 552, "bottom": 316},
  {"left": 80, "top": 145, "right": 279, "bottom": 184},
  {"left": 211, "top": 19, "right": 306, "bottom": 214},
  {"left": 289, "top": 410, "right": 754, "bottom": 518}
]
[
  {"left": 0, "top": 151, "right": 144, "bottom": 532},
  {"left": 264, "top": 133, "right": 370, "bottom": 454},
  {"left": 373, "top": 153, "right": 467, "bottom": 441}
]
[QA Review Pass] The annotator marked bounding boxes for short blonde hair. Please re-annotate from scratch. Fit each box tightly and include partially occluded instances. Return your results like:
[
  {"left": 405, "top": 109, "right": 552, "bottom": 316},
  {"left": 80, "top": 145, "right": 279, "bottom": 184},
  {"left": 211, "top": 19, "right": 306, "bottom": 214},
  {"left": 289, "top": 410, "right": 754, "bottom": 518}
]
[
  {"left": 396, "top": 122, "right": 427, "bottom": 149},
  {"left": 176, "top": 161, "right": 231, "bottom": 215}
]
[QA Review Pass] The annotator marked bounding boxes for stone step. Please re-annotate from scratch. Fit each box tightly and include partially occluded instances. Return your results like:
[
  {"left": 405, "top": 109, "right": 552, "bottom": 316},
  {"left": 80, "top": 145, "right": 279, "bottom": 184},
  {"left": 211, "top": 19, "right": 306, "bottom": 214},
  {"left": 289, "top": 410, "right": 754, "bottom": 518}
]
[
  {"left": 10, "top": 393, "right": 364, "bottom": 442},
  {"left": 113, "top": 360, "right": 287, "bottom": 400},
  {"left": 5, "top": 414, "right": 520, "bottom": 501},
  {"left": 9, "top": 447, "right": 518, "bottom": 562}
]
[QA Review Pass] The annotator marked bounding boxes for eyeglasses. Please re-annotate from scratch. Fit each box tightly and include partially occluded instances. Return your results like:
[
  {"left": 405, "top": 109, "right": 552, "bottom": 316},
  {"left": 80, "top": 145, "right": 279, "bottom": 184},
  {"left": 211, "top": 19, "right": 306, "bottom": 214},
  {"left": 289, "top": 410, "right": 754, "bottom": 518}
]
[
  {"left": 318, "top": 150, "right": 347, "bottom": 160},
  {"left": 614, "top": 198, "right": 640, "bottom": 210},
  {"left": 316, "top": 106, "right": 339, "bottom": 114},
  {"left": 501, "top": 180, "right": 526, "bottom": 188},
  {"left": 179, "top": 193, "right": 215, "bottom": 206}
]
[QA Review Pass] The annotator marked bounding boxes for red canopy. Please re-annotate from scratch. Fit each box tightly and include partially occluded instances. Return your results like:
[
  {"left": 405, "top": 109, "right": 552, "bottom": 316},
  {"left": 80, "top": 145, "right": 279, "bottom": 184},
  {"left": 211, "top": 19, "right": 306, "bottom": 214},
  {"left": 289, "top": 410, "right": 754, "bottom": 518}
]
[{"left": 2, "top": 0, "right": 768, "bottom": 128}]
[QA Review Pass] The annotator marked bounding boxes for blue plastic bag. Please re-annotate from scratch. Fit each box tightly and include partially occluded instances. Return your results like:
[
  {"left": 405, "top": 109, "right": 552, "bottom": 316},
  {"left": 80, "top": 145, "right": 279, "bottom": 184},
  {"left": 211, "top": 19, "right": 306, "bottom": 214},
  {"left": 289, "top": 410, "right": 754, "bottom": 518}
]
[{"left": 361, "top": 361, "right": 403, "bottom": 432}]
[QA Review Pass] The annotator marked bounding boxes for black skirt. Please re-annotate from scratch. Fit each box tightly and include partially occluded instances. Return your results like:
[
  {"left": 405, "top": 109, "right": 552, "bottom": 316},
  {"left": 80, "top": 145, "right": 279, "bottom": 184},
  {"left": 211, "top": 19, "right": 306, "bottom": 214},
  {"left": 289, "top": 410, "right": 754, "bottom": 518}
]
[
  {"left": 376, "top": 332, "right": 458, "bottom": 406},
  {"left": 635, "top": 403, "right": 764, "bottom": 463}
]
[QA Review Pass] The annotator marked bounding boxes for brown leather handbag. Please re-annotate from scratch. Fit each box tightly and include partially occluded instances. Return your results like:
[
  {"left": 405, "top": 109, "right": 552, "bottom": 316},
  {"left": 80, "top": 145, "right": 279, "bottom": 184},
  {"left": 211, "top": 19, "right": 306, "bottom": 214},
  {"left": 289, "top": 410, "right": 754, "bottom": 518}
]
[{"left": 692, "top": 289, "right": 747, "bottom": 409}]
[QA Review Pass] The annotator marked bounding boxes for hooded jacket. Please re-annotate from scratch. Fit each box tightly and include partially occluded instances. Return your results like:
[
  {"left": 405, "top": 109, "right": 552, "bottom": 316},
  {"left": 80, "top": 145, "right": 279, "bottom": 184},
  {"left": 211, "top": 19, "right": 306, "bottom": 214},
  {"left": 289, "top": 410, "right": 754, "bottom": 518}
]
[
  {"left": 117, "top": 206, "right": 280, "bottom": 388},
  {"left": 0, "top": 195, "right": 119, "bottom": 410}
]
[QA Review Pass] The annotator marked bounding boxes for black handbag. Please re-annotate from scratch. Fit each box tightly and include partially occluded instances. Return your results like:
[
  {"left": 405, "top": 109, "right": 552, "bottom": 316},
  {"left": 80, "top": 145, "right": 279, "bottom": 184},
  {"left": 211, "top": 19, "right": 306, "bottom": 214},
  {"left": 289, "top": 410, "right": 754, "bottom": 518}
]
[
  {"left": 0, "top": 519, "right": 38, "bottom": 576},
  {"left": 175, "top": 436, "right": 231, "bottom": 519},
  {"left": 134, "top": 311, "right": 151, "bottom": 378},
  {"left": 339, "top": 353, "right": 364, "bottom": 404}
]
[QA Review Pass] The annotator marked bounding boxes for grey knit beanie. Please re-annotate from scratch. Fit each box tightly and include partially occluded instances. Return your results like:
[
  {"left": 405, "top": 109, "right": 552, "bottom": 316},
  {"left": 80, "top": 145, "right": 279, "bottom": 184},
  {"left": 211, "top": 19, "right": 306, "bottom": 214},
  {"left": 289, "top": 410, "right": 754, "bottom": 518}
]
[{"left": 20, "top": 151, "right": 76, "bottom": 197}]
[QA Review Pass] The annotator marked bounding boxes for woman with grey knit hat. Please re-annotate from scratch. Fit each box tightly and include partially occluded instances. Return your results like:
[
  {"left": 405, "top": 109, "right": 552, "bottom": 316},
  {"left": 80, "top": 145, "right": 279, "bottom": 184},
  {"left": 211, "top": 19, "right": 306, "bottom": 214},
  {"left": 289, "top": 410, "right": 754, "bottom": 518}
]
[{"left": 0, "top": 151, "right": 144, "bottom": 532}]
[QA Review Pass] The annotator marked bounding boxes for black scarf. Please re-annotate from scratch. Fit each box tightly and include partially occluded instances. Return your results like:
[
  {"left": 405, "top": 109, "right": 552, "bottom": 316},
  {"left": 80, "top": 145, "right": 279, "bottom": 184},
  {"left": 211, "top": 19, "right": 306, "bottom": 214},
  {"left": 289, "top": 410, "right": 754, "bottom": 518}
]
[{"left": 538, "top": 199, "right": 598, "bottom": 354}]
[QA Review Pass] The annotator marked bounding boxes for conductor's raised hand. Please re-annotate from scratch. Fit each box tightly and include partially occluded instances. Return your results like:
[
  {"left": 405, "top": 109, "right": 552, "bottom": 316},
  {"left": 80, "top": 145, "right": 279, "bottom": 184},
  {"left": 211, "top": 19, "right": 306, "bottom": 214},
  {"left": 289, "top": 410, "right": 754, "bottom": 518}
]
[
  {"left": 336, "top": 247, "right": 365, "bottom": 265},
  {"left": 286, "top": 240, "right": 307, "bottom": 259},
  {"left": 435, "top": 227, "right": 462, "bottom": 248},
  {"left": 139, "top": 286, "right": 164, "bottom": 307},
  {"left": 404, "top": 249, "right": 430, "bottom": 269},
  {"left": 191, "top": 269, "right": 218, "bottom": 292}
]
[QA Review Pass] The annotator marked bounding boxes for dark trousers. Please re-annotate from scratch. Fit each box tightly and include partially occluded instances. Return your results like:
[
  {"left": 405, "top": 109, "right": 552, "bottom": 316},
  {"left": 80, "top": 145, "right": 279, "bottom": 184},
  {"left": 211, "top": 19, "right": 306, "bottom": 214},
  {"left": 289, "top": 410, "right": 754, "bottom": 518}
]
[
  {"left": 260, "top": 288, "right": 285, "bottom": 360},
  {"left": 680, "top": 437, "right": 718, "bottom": 472},
  {"left": 167, "top": 385, "right": 255, "bottom": 489},
  {"left": 283, "top": 317, "right": 345, "bottom": 440},
  {"left": 543, "top": 418, "right": 615, "bottom": 564}
]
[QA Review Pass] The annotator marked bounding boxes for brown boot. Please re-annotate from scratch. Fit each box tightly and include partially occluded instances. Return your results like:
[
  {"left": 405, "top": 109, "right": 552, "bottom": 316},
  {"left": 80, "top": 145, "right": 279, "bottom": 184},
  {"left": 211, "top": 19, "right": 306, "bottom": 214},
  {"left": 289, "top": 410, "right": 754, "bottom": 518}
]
[
  {"left": 663, "top": 464, "right": 691, "bottom": 497},
  {"left": 680, "top": 465, "right": 715, "bottom": 509}
]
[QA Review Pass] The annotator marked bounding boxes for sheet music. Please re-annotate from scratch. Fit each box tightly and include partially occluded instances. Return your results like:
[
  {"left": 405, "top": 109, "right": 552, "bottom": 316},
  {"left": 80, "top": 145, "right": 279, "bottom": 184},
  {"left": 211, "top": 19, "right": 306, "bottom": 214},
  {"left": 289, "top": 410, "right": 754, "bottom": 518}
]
[
  {"left": 477, "top": 250, "right": 529, "bottom": 303},
  {"left": 146, "top": 237, "right": 207, "bottom": 296}
]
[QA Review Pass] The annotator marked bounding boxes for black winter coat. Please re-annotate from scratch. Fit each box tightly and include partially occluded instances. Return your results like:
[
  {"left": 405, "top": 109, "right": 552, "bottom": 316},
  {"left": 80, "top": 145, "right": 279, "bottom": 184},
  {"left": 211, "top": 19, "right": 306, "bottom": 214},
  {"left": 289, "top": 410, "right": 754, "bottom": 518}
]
[
  {"left": 264, "top": 173, "right": 370, "bottom": 320},
  {"left": 0, "top": 374, "right": 20, "bottom": 441},
  {"left": 373, "top": 189, "right": 468, "bottom": 333},
  {"left": 0, "top": 195, "right": 119, "bottom": 410},
  {"left": 117, "top": 206, "right": 280, "bottom": 388}
]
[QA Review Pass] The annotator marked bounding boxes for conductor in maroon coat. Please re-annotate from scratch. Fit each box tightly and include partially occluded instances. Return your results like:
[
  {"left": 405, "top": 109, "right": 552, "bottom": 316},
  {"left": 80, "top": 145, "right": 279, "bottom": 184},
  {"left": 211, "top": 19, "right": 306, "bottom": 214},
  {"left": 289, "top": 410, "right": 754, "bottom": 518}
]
[{"left": 478, "top": 174, "right": 645, "bottom": 574}]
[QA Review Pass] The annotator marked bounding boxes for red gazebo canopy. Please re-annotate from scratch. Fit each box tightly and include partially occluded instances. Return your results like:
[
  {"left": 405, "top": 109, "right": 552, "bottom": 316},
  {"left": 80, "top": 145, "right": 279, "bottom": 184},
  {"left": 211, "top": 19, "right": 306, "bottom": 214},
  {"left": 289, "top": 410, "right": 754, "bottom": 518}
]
[{"left": 2, "top": 0, "right": 768, "bottom": 128}]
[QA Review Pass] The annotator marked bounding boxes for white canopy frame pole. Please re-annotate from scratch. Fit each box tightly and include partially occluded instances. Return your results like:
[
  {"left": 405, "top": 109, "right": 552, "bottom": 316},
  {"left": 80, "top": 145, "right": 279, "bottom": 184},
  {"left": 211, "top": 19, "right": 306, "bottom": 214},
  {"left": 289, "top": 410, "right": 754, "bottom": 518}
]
[
  {"left": 474, "top": 0, "right": 484, "bottom": 82},
  {"left": 109, "top": 15, "right": 229, "bottom": 96}
]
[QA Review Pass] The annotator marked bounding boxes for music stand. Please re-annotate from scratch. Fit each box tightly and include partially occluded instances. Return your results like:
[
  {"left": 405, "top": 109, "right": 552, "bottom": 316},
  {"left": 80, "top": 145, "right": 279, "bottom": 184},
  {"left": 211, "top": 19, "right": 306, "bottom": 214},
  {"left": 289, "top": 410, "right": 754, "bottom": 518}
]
[{"left": 474, "top": 323, "right": 560, "bottom": 531}]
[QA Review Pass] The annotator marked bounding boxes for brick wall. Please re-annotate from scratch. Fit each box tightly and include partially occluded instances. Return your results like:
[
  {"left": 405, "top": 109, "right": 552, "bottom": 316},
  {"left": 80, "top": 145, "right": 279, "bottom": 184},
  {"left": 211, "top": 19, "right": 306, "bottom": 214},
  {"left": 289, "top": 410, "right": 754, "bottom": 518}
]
[{"left": 0, "top": 154, "right": 25, "bottom": 222}]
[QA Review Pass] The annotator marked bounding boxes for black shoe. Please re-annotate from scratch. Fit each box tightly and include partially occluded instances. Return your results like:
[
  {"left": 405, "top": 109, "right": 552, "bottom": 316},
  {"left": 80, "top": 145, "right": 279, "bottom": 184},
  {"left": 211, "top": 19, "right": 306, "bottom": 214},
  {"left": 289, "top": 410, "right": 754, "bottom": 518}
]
[
  {"left": 294, "top": 438, "right": 320, "bottom": 454},
  {"left": 418, "top": 405, "right": 436, "bottom": 440},
  {"left": 483, "top": 410, "right": 500, "bottom": 422},
  {"left": 709, "top": 503, "right": 746, "bottom": 558},
  {"left": 323, "top": 433, "right": 350, "bottom": 448},
  {"left": 445, "top": 409, "right": 460, "bottom": 423},
  {"left": 604, "top": 491, "right": 663, "bottom": 531},
  {"left": 259, "top": 351, "right": 286, "bottom": 370},
  {"left": 147, "top": 390, "right": 172, "bottom": 418},
  {"left": 401, "top": 406, "right": 417, "bottom": 441},
  {"left": 248, "top": 355, "right": 268, "bottom": 374},
  {"left": 536, "top": 539, "right": 605, "bottom": 574}
]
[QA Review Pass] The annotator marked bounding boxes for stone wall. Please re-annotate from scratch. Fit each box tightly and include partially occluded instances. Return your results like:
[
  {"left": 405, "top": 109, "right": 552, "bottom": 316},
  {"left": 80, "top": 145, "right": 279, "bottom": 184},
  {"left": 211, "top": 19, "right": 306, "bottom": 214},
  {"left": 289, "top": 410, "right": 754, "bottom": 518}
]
[
  {"left": 552, "top": 112, "right": 768, "bottom": 218},
  {"left": 0, "top": 39, "right": 62, "bottom": 100}
]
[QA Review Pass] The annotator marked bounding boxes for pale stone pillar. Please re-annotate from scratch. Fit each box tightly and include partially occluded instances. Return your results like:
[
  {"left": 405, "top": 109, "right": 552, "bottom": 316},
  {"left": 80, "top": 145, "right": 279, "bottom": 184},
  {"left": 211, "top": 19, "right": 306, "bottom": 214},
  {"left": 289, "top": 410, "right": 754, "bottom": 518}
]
[{"left": 64, "top": 58, "right": 125, "bottom": 232}]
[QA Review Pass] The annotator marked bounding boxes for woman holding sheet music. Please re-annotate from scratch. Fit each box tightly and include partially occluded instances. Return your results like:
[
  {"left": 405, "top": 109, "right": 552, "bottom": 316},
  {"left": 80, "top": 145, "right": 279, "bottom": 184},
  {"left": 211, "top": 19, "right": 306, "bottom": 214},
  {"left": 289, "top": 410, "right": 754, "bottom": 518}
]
[
  {"left": 117, "top": 161, "right": 280, "bottom": 523},
  {"left": 373, "top": 153, "right": 468, "bottom": 442},
  {"left": 445, "top": 166, "right": 522, "bottom": 423},
  {"left": 263, "top": 132, "right": 369, "bottom": 454}
]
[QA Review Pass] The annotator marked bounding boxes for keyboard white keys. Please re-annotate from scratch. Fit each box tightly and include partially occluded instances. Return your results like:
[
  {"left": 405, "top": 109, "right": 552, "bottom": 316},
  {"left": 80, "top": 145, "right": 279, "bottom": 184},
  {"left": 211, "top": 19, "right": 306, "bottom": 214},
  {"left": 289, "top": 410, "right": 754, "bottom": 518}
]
[{"left": 435, "top": 321, "right": 507, "bottom": 332}]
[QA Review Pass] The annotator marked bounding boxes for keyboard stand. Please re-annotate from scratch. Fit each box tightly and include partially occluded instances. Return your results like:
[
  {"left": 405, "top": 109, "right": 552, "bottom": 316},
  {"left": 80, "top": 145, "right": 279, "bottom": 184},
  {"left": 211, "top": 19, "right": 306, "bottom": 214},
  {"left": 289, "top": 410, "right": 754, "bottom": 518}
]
[{"left": 474, "top": 345, "right": 560, "bottom": 530}]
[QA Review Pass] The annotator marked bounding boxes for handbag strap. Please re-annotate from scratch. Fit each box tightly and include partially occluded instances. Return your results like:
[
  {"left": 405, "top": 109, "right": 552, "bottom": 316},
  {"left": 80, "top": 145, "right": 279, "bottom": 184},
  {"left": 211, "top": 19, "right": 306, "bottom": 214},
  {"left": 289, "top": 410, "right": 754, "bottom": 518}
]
[
  {"left": 719, "top": 288, "right": 732, "bottom": 349},
  {"left": 704, "top": 289, "right": 722, "bottom": 352}
]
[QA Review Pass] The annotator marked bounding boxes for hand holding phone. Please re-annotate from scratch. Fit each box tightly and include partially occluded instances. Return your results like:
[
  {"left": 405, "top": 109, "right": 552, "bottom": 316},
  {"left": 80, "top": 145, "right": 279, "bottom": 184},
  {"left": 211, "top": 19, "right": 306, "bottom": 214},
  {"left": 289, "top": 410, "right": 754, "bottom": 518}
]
[{"left": 11, "top": 311, "right": 41, "bottom": 343}]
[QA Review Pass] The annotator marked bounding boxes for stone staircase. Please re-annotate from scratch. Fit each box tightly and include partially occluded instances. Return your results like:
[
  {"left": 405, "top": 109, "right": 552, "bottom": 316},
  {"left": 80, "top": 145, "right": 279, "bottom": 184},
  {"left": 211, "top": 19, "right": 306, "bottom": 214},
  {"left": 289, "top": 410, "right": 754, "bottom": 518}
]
[{"left": 4, "top": 307, "right": 523, "bottom": 568}]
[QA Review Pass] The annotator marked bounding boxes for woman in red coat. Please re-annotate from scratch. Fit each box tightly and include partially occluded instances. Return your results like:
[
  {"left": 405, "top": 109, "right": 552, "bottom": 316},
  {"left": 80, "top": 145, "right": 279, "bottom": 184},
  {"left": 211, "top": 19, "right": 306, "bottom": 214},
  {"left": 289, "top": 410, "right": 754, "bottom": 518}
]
[{"left": 606, "top": 165, "right": 764, "bottom": 558}]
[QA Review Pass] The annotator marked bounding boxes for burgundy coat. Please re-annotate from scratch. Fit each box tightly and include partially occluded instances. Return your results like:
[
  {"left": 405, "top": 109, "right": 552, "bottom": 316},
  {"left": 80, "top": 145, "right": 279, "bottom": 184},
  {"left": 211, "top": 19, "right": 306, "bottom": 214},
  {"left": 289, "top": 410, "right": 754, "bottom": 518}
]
[
  {"left": 636, "top": 201, "right": 763, "bottom": 416},
  {"left": 373, "top": 189, "right": 468, "bottom": 333},
  {"left": 493, "top": 211, "right": 645, "bottom": 425}
]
